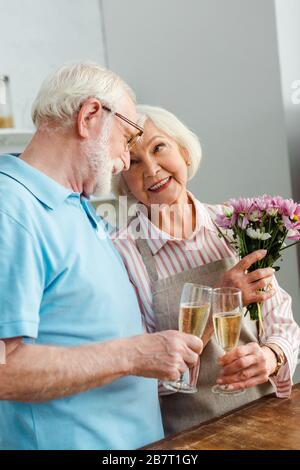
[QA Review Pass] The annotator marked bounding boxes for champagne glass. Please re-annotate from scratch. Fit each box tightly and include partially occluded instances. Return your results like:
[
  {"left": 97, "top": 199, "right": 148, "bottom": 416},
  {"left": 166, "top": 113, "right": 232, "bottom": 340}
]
[
  {"left": 211, "top": 287, "right": 245, "bottom": 395},
  {"left": 164, "top": 283, "right": 212, "bottom": 394}
]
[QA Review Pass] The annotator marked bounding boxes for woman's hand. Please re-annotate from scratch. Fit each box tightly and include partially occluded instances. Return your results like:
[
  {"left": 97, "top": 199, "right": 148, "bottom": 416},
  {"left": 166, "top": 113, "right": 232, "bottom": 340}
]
[
  {"left": 216, "top": 249, "right": 276, "bottom": 306},
  {"left": 216, "top": 342, "right": 277, "bottom": 391}
]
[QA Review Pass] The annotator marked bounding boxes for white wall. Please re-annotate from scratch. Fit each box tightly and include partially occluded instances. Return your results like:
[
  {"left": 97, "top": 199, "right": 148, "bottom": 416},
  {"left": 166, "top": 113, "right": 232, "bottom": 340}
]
[
  {"left": 275, "top": 0, "right": 300, "bottom": 278},
  {"left": 275, "top": 0, "right": 300, "bottom": 379},
  {"left": 0, "top": 0, "right": 105, "bottom": 128},
  {"left": 102, "top": 0, "right": 300, "bottom": 380}
]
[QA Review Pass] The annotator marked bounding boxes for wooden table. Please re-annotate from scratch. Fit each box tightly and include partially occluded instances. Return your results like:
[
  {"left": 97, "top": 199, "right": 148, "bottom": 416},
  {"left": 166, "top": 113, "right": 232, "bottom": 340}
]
[{"left": 143, "top": 384, "right": 300, "bottom": 450}]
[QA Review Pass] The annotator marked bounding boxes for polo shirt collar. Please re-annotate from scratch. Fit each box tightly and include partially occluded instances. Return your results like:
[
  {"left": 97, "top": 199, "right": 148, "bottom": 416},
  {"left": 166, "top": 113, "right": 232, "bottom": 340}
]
[
  {"left": 0, "top": 154, "right": 75, "bottom": 210},
  {"left": 80, "top": 198, "right": 100, "bottom": 228}
]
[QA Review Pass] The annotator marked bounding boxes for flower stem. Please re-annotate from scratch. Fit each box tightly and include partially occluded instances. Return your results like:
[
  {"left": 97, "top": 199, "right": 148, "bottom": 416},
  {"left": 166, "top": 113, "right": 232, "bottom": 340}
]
[
  {"left": 279, "top": 240, "right": 300, "bottom": 252},
  {"left": 257, "top": 302, "right": 265, "bottom": 339}
]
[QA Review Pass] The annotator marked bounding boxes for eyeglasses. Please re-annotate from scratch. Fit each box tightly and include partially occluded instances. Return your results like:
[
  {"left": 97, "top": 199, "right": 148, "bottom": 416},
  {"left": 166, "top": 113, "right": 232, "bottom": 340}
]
[{"left": 102, "top": 105, "right": 143, "bottom": 151}]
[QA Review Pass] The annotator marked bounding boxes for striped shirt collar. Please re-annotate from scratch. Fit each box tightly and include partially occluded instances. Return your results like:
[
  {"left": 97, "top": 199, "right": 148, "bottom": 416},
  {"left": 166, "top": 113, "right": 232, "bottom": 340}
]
[{"left": 135, "top": 192, "right": 217, "bottom": 255}]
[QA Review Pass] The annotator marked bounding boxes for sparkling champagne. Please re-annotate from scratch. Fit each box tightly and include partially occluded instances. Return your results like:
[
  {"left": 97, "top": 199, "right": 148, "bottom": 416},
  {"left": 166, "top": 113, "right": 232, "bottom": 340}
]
[
  {"left": 213, "top": 312, "right": 242, "bottom": 351},
  {"left": 179, "top": 303, "right": 210, "bottom": 337}
]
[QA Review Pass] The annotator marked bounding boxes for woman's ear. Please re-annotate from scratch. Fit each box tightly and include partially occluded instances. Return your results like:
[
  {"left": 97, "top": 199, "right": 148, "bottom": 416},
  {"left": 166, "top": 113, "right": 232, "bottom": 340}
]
[{"left": 77, "top": 98, "right": 103, "bottom": 139}]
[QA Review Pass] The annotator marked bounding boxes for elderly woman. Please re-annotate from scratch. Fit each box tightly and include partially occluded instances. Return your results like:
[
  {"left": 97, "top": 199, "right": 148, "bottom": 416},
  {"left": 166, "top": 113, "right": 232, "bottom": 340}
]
[{"left": 112, "top": 105, "right": 300, "bottom": 436}]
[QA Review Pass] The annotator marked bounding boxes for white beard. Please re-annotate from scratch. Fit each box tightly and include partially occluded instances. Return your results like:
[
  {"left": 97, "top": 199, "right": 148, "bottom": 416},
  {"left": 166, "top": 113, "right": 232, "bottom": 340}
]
[
  {"left": 92, "top": 142, "right": 113, "bottom": 197},
  {"left": 82, "top": 115, "right": 114, "bottom": 197}
]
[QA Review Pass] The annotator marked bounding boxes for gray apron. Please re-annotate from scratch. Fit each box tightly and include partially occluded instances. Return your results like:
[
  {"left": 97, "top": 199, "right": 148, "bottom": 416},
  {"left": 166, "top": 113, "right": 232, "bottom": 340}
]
[{"left": 135, "top": 237, "right": 274, "bottom": 437}]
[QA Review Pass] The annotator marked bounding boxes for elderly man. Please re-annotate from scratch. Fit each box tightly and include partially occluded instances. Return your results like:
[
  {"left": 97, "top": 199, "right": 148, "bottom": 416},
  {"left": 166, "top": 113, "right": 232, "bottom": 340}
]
[{"left": 0, "top": 63, "right": 202, "bottom": 450}]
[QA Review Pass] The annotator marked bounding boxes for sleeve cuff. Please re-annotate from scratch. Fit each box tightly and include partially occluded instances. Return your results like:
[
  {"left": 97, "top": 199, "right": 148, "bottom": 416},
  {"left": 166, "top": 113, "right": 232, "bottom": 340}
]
[
  {"left": 0, "top": 320, "right": 39, "bottom": 339},
  {"left": 265, "top": 336, "right": 295, "bottom": 373},
  {"left": 269, "top": 368, "right": 292, "bottom": 398},
  {"left": 265, "top": 336, "right": 295, "bottom": 398}
]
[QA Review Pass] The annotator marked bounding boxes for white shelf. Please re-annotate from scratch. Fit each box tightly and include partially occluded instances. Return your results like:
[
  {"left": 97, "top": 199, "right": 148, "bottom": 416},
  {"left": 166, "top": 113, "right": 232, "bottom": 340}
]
[{"left": 0, "top": 128, "right": 34, "bottom": 146}]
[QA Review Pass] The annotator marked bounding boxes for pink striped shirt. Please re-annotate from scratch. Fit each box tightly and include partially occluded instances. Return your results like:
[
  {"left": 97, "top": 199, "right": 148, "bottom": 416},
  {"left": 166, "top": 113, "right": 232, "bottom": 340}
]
[{"left": 112, "top": 196, "right": 300, "bottom": 397}]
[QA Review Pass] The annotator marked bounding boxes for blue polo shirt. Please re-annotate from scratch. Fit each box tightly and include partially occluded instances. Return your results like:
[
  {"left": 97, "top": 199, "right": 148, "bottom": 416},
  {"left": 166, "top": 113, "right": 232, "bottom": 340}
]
[{"left": 0, "top": 154, "right": 163, "bottom": 450}]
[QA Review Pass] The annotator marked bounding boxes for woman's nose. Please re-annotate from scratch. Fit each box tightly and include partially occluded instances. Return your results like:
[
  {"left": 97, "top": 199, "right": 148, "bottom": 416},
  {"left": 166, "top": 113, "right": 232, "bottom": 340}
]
[{"left": 143, "top": 158, "right": 160, "bottom": 177}]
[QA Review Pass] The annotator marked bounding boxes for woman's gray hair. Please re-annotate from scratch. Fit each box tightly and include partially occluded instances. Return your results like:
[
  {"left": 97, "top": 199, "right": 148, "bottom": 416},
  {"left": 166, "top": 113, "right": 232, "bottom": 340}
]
[
  {"left": 31, "top": 62, "right": 135, "bottom": 127},
  {"left": 113, "top": 104, "right": 202, "bottom": 197}
]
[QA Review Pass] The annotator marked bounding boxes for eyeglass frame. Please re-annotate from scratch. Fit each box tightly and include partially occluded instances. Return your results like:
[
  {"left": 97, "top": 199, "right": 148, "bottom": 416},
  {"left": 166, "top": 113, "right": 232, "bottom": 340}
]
[{"left": 102, "top": 105, "right": 144, "bottom": 151}]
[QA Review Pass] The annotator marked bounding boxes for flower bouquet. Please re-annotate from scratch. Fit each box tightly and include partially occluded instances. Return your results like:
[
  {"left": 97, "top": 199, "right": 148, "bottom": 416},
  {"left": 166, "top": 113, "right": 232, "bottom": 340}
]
[{"left": 216, "top": 195, "right": 300, "bottom": 323}]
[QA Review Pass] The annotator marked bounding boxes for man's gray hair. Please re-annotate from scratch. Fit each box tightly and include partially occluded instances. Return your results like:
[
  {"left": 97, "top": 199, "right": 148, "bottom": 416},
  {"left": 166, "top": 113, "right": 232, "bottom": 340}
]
[{"left": 32, "top": 62, "right": 135, "bottom": 127}]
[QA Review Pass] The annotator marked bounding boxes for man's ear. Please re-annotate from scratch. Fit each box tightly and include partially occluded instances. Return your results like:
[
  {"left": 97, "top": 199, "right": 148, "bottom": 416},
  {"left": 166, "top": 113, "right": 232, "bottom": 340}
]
[{"left": 77, "top": 98, "right": 103, "bottom": 138}]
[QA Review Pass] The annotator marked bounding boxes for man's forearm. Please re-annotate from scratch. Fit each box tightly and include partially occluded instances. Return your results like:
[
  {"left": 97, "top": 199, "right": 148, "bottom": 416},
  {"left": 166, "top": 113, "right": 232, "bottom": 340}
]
[{"left": 0, "top": 338, "right": 132, "bottom": 402}]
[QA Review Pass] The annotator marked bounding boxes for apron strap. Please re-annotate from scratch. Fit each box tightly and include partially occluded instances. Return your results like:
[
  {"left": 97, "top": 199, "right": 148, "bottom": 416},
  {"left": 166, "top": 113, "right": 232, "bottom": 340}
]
[
  {"left": 135, "top": 238, "right": 159, "bottom": 283},
  {"left": 127, "top": 215, "right": 159, "bottom": 284}
]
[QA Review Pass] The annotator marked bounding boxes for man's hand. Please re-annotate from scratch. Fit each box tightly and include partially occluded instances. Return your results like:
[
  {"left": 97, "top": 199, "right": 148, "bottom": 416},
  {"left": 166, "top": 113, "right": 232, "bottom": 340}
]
[
  {"left": 126, "top": 330, "right": 203, "bottom": 382},
  {"left": 216, "top": 342, "right": 277, "bottom": 391},
  {"left": 217, "top": 250, "right": 275, "bottom": 306},
  {"left": 0, "top": 332, "right": 202, "bottom": 402}
]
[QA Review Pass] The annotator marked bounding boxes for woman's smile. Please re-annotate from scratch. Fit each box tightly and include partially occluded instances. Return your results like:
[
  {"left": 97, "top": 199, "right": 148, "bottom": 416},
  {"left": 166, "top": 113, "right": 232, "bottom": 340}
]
[{"left": 147, "top": 176, "right": 172, "bottom": 193}]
